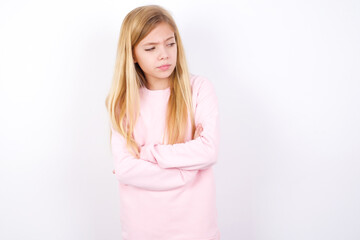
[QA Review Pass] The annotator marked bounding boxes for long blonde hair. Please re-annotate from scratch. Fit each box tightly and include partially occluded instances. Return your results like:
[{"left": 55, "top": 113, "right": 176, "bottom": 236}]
[{"left": 105, "top": 5, "right": 195, "bottom": 157}]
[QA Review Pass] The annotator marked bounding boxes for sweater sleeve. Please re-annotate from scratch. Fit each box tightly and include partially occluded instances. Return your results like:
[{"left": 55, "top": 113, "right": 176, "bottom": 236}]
[
  {"left": 110, "top": 125, "right": 198, "bottom": 191},
  {"left": 139, "top": 77, "right": 220, "bottom": 171}
]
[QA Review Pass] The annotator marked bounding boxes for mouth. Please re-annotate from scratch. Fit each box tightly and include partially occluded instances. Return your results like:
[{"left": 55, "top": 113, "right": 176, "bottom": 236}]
[{"left": 157, "top": 64, "right": 171, "bottom": 70}]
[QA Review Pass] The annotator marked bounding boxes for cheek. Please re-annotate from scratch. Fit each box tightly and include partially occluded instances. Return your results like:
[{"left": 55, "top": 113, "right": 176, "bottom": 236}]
[
  {"left": 172, "top": 48, "right": 177, "bottom": 61},
  {"left": 142, "top": 55, "right": 155, "bottom": 69},
  {"left": 137, "top": 54, "right": 151, "bottom": 69}
]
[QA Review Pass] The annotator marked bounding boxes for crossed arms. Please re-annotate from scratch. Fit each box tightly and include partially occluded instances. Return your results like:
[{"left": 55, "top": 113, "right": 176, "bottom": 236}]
[{"left": 110, "top": 78, "right": 220, "bottom": 191}]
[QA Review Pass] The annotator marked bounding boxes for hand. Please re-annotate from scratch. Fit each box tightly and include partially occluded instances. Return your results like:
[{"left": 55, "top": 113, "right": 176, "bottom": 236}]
[{"left": 193, "top": 123, "right": 203, "bottom": 139}]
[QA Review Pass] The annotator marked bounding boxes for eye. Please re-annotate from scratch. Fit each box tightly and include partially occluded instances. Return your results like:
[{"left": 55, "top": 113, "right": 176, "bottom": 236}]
[{"left": 145, "top": 42, "right": 175, "bottom": 51}]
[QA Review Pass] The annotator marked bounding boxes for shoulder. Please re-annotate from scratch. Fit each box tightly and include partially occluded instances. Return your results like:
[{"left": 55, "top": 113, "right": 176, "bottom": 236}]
[
  {"left": 189, "top": 73, "right": 217, "bottom": 100},
  {"left": 189, "top": 73, "right": 216, "bottom": 97}
]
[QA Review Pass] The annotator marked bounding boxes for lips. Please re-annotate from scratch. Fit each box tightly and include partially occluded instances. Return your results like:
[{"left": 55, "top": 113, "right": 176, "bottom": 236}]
[
  {"left": 158, "top": 64, "right": 170, "bottom": 68},
  {"left": 157, "top": 64, "right": 171, "bottom": 70}
]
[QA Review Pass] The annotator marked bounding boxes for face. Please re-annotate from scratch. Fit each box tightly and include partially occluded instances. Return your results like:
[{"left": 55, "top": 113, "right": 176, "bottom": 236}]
[{"left": 133, "top": 22, "right": 177, "bottom": 86}]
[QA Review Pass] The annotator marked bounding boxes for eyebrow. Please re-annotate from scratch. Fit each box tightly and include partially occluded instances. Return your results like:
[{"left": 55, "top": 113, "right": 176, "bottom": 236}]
[{"left": 142, "top": 36, "right": 175, "bottom": 46}]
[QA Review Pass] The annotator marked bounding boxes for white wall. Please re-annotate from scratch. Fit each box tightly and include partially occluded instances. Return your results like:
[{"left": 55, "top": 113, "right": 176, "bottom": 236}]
[{"left": 1, "top": 0, "right": 359, "bottom": 239}]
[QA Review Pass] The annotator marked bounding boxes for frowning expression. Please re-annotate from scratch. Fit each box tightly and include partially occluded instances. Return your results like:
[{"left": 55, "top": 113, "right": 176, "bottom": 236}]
[{"left": 133, "top": 22, "right": 177, "bottom": 85}]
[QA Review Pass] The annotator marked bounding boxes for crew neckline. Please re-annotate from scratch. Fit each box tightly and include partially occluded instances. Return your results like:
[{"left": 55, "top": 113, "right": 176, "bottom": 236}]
[{"left": 141, "top": 85, "right": 170, "bottom": 93}]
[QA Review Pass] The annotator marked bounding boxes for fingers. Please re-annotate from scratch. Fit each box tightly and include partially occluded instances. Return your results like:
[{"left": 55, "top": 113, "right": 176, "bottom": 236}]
[
  {"left": 196, "top": 124, "right": 203, "bottom": 133},
  {"left": 193, "top": 124, "right": 203, "bottom": 139}
]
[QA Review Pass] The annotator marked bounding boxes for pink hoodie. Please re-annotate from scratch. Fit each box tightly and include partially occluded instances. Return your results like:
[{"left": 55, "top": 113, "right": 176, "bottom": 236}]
[{"left": 110, "top": 74, "right": 220, "bottom": 240}]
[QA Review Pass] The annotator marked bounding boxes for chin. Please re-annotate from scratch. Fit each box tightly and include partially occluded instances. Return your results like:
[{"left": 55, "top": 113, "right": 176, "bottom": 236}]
[{"left": 156, "top": 71, "right": 173, "bottom": 79}]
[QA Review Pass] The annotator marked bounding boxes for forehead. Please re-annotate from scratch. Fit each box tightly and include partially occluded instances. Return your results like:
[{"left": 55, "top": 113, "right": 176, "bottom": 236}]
[{"left": 140, "top": 22, "right": 175, "bottom": 44}]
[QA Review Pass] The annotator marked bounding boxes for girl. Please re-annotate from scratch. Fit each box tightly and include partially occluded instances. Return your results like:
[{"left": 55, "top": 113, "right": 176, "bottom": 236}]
[{"left": 105, "top": 5, "right": 220, "bottom": 240}]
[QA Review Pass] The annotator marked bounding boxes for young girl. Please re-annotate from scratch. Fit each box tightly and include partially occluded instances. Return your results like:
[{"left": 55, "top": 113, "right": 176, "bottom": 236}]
[{"left": 105, "top": 5, "right": 220, "bottom": 240}]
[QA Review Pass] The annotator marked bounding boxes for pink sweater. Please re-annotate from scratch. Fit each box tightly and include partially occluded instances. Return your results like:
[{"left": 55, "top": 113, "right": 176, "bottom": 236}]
[{"left": 110, "top": 74, "right": 220, "bottom": 240}]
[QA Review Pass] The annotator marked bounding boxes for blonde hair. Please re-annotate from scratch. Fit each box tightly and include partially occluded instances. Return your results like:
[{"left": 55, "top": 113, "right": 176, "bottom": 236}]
[{"left": 105, "top": 5, "right": 195, "bottom": 157}]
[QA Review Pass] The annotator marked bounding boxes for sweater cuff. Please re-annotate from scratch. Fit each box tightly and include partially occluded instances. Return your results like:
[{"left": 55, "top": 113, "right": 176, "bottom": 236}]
[{"left": 139, "top": 145, "right": 157, "bottom": 164}]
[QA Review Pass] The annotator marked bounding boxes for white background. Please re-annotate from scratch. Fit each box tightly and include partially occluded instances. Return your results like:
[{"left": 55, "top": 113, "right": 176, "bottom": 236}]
[{"left": 1, "top": 0, "right": 359, "bottom": 239}]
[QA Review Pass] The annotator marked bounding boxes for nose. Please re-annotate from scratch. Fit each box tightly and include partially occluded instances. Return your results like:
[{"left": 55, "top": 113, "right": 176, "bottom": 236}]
[{"left": 158, "top": 45, "right": 169, "bottom": 60}]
